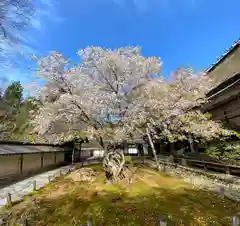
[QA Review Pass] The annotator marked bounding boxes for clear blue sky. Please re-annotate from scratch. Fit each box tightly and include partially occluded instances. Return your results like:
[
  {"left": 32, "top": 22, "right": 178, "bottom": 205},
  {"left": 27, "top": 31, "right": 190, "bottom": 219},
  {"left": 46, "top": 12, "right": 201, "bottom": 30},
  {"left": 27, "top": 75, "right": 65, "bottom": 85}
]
[{"left": 1, "top": 0, "right": 240, "bottom": 92}]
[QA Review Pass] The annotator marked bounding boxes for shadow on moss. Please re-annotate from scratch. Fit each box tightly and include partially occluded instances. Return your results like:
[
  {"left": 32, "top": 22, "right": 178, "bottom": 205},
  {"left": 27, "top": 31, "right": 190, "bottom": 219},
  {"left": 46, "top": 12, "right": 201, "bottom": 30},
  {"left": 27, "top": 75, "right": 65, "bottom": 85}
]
[
  {"left": 2, "top": 165, "right": 240, "bottom": 226},
  {"left": 6, "top": 186, "right": 239, "bottom": 225}
]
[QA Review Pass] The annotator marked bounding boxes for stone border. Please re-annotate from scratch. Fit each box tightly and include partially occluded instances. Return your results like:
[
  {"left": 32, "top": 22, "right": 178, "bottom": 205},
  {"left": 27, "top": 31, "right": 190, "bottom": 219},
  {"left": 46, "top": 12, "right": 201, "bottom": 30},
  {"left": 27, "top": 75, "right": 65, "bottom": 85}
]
[
  {"left": 143, "top": 159, "right": 240, "bottom": 202},
  {"left": 159, "top": 159, "right": 239, "bottom": 185}
]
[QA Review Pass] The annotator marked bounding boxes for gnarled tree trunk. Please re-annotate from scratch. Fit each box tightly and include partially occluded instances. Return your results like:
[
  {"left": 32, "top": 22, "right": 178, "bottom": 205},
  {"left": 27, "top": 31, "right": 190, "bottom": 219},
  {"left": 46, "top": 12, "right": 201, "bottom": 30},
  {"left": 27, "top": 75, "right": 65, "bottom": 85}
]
[{"left": 102, "top": 146, "right": 125, "bottom": 184}]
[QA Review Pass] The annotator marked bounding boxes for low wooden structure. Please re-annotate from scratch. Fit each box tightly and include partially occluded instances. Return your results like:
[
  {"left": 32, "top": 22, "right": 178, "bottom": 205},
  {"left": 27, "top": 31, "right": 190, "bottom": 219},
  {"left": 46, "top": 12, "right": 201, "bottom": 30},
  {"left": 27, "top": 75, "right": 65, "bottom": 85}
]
[
  {"left": 201, "top": 72, "right": 240, "bottom": 131},
  {"left": 0, "top": 142, "right": 67, "bottom": 179},
  {"left": 173, "top": 157, "right": 240, "bottom": 176},
  {"left": 204, "top": 40, "right": 240, "bottom": 131}
]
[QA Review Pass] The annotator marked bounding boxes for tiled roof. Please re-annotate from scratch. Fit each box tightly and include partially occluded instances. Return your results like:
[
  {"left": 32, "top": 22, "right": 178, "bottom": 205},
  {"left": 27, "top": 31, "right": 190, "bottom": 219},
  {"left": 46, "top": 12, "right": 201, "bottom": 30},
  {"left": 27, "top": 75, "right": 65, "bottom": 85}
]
[
  {"left": 205, "top": 39, "right": 240, "bottom": 73},
  {"left": 0, "top": 145, "right": 64, "bottom": 155}
]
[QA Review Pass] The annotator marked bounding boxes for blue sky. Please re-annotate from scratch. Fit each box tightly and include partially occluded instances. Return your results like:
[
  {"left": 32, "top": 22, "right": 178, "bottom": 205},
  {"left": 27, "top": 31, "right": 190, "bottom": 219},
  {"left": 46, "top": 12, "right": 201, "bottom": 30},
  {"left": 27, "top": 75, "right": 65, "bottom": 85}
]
[{"left": 1, "top": 0, "right": 240, "bottom": 94}]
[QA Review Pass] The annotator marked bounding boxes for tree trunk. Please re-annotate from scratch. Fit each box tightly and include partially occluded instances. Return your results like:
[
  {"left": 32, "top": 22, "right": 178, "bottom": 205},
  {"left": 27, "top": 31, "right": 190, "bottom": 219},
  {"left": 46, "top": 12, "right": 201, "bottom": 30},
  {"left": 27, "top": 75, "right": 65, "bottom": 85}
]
[
  {"left": 97, "top": 137, "right": 111, "bottom": 181},
  {"left": 103, "top": 149, "right": 125, "bottom": 184},
  {"left": 188, "top": 134, "right": 195, "bottom": 153},
  {"left": 99, "top": 136, "right": 105, "bottom": 149},
  {"left": 146, "top": 127, "right": 160, "bottom": 171},
  {"left": 137, "top": 144, "right": 145, "bottom": 164}
]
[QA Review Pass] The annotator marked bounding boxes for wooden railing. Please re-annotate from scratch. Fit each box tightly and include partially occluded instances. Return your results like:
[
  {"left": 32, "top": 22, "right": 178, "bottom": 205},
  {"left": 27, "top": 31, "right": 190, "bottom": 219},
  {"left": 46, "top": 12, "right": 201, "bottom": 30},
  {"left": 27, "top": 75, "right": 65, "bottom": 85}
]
[
  {"left": 171, "top": 157, "right": 240, "bottom": 176},
  {"left": 79, "top": 155, "right": 240, "bottom": 176}
]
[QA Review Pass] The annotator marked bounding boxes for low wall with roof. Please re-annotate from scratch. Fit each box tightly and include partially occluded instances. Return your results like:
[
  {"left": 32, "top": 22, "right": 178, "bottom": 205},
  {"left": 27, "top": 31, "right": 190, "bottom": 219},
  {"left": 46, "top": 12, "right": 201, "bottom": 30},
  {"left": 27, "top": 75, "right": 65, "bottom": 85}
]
[{"left": 0, "top": 145, "right": 66, "bottom": 179}]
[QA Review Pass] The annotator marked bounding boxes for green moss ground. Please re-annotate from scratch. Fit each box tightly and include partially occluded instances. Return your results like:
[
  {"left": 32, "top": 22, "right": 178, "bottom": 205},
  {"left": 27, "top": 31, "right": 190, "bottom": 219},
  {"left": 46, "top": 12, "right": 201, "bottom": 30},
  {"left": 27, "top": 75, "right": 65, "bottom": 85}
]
[{"left": 4, "top": 164, "right": 240, "bottom": 226}]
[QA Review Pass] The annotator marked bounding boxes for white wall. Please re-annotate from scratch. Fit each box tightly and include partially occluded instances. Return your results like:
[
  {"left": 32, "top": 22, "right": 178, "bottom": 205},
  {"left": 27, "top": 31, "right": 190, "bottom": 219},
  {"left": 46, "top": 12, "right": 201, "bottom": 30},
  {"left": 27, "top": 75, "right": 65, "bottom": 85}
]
[
  {"left": 55, "top": 152, "right": 65, "bottom": 163},
  {"left": 0, "top": 155, "right": 21, "bottom": 178},
  {"left": 0, "top": 151, "right": 66, "bottom": 179},
  {"left": 23, "top": 153, "right": 42, "bottom": 173},
  {"left": 42, "top": 153, "right": 54, "bottom": 167}
]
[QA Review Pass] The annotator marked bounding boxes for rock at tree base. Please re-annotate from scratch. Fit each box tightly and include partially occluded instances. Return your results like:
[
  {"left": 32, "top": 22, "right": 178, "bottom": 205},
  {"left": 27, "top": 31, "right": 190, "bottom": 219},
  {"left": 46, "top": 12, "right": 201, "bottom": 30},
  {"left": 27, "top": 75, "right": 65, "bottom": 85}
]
[
  {"left": 116, "top": 166, "right": 137, "bottom": 184},
  {"left": 67, "top": 168, "right": 97, "bottom": 182}
]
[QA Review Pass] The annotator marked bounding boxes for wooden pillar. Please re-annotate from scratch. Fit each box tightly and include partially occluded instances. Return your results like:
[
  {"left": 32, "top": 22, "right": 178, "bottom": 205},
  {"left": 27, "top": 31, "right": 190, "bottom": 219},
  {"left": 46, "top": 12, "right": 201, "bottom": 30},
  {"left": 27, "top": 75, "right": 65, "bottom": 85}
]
[
  {"left": 79, "top": 142, "right": 82, "bottom": 162},
  {"left": 54, "top": 152, "right": 57, "bottom": 164},
  {"left": 78, "top": 147, "right": 80, "bottom": 161},
  {"left": 169, "top": 142, "right": 174, "bottom": 154},
  {"left": 159, "top": 140, "right": 162, "bottom": 154},
  {"left": 224, "top": 111, "right": 230, "bottom": 125},
  {"left": 41, "top": 152, "right": 44, "bottom": 168},
  {"left": 155, "top": 142, "right": 161, "bottom": 155},
  {"left": 188, "top": 134, "right": 195, "bottom": 153},
  {"left": 72, "top": 147, "right": 75, "bottom": 165},
  {"left": 7, "top": 193, "right": 12, "bottom": 206},
  {"left": 143, "top": 144, "right": 148, "bottom": 156},
  {"left": 125, "top": 143, "right": 129, "bottom": 155},
  {"left": 20, "top": 154, "right": 23, "bottom": 174}
]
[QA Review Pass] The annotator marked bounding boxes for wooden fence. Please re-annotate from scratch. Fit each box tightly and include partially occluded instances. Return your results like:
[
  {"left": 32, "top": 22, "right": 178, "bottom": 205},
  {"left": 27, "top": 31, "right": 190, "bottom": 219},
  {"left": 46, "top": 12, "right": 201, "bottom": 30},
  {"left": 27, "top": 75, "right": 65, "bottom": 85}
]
[{"left": 174, "top": 157, "right": 240, "bottom": 176}]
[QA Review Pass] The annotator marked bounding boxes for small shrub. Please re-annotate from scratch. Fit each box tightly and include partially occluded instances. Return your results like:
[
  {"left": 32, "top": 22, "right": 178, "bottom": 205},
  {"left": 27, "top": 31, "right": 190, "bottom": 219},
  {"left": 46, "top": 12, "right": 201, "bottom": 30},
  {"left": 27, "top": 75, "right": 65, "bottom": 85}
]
[
  {"left": 205, "top": 140, "right": 240, "bottom": 165},
  {"left": 124, "top": 155, "right": 133, "bottom": 164}
]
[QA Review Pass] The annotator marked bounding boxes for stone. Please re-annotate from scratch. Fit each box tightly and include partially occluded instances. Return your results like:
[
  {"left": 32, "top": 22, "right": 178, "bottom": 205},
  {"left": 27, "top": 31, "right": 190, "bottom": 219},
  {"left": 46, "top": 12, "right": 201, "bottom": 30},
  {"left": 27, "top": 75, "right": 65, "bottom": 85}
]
[{"left": 67, "top": 168, "right": 97, "bottom": 182}]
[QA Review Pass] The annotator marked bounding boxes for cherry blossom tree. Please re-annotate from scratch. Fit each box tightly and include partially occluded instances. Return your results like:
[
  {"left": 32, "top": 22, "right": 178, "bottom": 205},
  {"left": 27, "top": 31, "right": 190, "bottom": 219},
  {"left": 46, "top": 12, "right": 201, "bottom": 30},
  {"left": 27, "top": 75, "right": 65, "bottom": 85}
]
[
  {"left": 126, "top": 68, "right": 234, "bottom": 169},
  {"left": 32, "top": 46, "right": 233, "bottom": 176},
  {"left": 31, "top": 46, "right": 161, "bottom": 182}
]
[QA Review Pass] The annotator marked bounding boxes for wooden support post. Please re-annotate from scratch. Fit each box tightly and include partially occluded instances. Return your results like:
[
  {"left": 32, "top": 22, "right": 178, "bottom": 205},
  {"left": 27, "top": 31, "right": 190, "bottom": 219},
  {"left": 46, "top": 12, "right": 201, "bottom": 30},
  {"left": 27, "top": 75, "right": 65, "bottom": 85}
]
[
  {"left": 78, "top": 145, "right": 81, "bottom": 162},
  {"left": 168, "top": 155, "right": 174, "bottom": 163},
  {"left": 219, "top": 187, "right": 225, "bottom": 198},
  {"left": 20, "top": 154, "right": 23, "bottom": 174},
  {"left": 23, "top": 218, "right": 29, "bottom": 226},
  {"left": 161, "top": 164, "right": 166, "bottom": 172},
  {"left": 87, "top": 216, "right": 93, "bottom": 226},
  {"left": 190, "top": 177, "right": 194, "bottom": 184},
  {"left": 204, "top": 163, "right": 207, "bottom": 171},
  {"left": 54, "top": 152, "right": 57, "bottom": 164},
  {"left": 41, "top": 153, "right": 44, "bottom": 168},
  {"left": 159, "top": 216, "right": 167, "bottom": 226},
  {"left": 79, "top": 142, "right": 82, "bottom": 163},
  {"left": 226, "top": 166, "right": 231, "bottom": 175},
  {"left": 72, "top": 147, "right": 75, "bottom": 165},
  {"left": 232, "top": 216, "right": 239, "bottom": 226},
  {"left": 32, "top": 180, "right": 36, "bottom": 191},
  {"left": 169, "top": 142, "right": 174, "bottom": 155},
  {"left": 181, "top": 158, "right": 187, "bottom": 166},
  {"left": 188, "top": 134, "right": 195, "bottom": 153},
  {"left": 6, "top": 193, "right": 12, "bottom": 206}
]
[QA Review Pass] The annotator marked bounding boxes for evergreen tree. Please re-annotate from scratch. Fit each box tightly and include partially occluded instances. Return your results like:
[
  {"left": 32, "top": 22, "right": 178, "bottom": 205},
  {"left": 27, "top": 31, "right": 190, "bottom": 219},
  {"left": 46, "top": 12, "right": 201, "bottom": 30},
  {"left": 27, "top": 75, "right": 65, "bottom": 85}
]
[{"left": 3, "top": 81, "right": 23, "bottom": 110}]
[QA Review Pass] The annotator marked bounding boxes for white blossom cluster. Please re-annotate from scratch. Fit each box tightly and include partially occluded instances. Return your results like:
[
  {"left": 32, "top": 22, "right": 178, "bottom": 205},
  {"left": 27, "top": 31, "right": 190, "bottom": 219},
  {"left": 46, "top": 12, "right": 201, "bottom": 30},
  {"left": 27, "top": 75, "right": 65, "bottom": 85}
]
[{"left": 31, "top": 46, "right": 233, "bottom": 145}]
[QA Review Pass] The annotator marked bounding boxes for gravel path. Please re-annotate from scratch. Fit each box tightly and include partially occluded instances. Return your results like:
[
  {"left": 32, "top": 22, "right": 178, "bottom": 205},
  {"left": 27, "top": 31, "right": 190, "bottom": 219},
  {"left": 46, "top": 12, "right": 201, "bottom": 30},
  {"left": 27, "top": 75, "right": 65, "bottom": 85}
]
[
  {"left": 0, "top": 159, "right": 103, "bottom": 209},
  {"left": 0, "top": 165, "right": 74, "bottom": 208}
]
